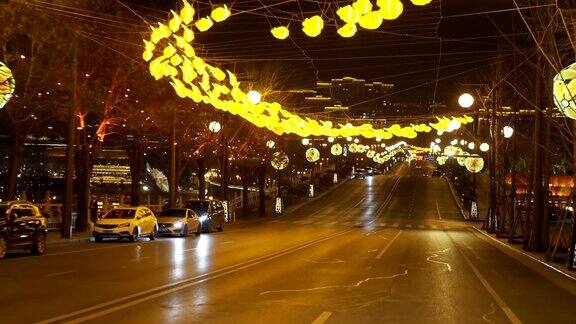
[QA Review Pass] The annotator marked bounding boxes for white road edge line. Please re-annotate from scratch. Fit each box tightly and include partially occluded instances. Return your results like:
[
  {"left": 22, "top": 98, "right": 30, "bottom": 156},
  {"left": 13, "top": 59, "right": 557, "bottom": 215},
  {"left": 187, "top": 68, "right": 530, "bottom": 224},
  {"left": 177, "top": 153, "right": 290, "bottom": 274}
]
[
  {"left": 312, "top": 312, "right": 332, "bottom": 324},
  {"left": 459, "top": 249, "right": 522, "bottom": 324},
  {"left": 44, "top": 270, "right": 77, "bottom": 278},
  {"left": 36, "top": 229, "right": 355, "bottom": 324},
  {"left": 376, "top": 230, "right": 403, "bottom": 260}
]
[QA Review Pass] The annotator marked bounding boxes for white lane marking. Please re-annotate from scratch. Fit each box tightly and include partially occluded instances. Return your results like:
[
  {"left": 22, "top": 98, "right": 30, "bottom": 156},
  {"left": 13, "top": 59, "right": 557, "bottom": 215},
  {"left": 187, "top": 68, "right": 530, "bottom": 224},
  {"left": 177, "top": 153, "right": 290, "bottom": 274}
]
[
  {"left": 436, "top": 200, "right": 442, "bottom": 220},
  {"left": 376, "top": 230, "right": 403, "bottom": 260},
  {"left": 37, "top": 229, "right": 355, "bottom": 324},
  {"left": 312, "top": 312, "right": 332, "bottom": 324},
  {"left": 460, "top": 250, "right": 522, "bottom": 324},
  {"left": 44, "top": 270, "right": 77, "bottom": 278}
]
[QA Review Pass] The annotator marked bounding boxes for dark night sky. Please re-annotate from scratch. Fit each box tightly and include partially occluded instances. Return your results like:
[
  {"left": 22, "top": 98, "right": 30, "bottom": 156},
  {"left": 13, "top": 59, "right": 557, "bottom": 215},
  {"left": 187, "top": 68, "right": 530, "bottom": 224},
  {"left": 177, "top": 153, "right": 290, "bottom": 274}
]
[{"left": 127, "top": 0, "right": 523, "bottom": 104}]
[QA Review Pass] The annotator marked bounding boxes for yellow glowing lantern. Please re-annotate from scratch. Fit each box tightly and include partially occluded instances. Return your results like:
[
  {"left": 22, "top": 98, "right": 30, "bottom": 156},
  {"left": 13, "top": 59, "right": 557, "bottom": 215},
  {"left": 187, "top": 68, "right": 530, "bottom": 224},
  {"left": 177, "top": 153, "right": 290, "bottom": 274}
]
[
  {"left": 465, "top": 157, "right": 484, "bottom": 173},
  {"left": 411, "top": 0, "right": 433, "bottom": 5},
  {"left": 271, "top": 26, "right": 290, "bottom": 40},
  {"left": 331, "top": 144, "right": 343, "bottom": 156},
  {"left": 359, "top": 11, "right": 384, "bottom": 30},
  {"left": 211, "top": 5, "right": 231, "bottom": 22},
  {"left": 195, "top": 17, "right": 214, "bottom": 32},
  {"left": 337, "top": 5, "right": 360, "bottom": 24},
  {"left": 271, "top": 151, "right": 289, "bottom": 170},
  {"left": 180, "top": 0, "right": 195, "bottom": 24},
  {"left": 302, "top": 15, "right": 324, "bottom": 38},
  {"left": 353, "top": 0, "right": 373, "bottom": 15},
  {"left": 553, "top": 62, "right": 576, "bottom": 120},
  {"left": 0, "top": 61, "right": 15, "bottom": 110},
  {"left": 378, "top": 0, "right": 404, "bottom": 20},
  {"left": 306, "top": 148, "right": 320, "bottom": 162},
  {"left": 337, "top": 23, "right": 357, "bottom": 38}
]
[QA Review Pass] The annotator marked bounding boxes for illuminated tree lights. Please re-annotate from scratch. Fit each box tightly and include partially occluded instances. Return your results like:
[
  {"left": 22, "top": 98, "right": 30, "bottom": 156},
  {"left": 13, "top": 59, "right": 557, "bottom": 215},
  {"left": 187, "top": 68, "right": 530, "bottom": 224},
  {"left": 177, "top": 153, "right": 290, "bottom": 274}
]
[
  {"left": 306, "top": 148, "right": 321, "bottom": 162},
  {"left": 271, "top": 151, "right": 289, "bottom": 170},
  {"left": 553, "top": 62, "right": 576, "bottom": 120},
  {"left": 0, "top": 61, "right": 15, "bottom": 109},
  {"left": 144, "top": 1, "right": 469, "bottom": 141}
]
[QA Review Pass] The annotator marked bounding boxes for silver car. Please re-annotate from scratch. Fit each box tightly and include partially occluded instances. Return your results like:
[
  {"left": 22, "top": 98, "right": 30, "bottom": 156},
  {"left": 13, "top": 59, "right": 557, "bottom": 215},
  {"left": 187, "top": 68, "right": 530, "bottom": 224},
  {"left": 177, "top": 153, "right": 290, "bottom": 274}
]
[{"left": 156, "top": 208, "right": 201, "bottom": 237}]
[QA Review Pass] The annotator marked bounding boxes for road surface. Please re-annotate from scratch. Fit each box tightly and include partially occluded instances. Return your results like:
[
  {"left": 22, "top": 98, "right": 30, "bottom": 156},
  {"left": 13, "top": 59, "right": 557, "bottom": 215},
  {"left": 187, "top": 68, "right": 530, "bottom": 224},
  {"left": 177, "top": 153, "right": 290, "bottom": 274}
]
[{"left": 1, "top": 163, "right": 575, "bottom": 323}]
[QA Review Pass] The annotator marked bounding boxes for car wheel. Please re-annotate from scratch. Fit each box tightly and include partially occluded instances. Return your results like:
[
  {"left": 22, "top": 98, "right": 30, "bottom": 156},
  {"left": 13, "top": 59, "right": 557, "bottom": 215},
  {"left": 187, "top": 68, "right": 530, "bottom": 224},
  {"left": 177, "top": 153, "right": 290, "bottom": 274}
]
[
  {"left": 129, "top": 227, "right": 139, "bottom": 242},
  {"left": 149, "top": 226, "right": 157, "bottom": 240},
  {"left": 0, "top": 236, "right": 7, "bottom": 260},
  {"left": 181, "top": 225, "right": 188, "bottom": 237},
  {"left": 31, "top": 233, "right": 47, "bottom": 256},
  {"left": 94, "top": 236, "right": 103, "bottom": 243}
]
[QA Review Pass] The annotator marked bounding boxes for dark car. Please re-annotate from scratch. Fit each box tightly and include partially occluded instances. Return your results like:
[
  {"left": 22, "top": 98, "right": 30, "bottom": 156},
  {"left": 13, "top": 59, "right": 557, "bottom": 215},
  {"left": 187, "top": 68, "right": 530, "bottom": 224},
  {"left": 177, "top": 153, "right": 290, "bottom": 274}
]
[
  {"left": 0, "top": 201, "right": 48, "bottom": 260},
  {"left": 185, "top": 199, "right": 226, "bottom": 233}
]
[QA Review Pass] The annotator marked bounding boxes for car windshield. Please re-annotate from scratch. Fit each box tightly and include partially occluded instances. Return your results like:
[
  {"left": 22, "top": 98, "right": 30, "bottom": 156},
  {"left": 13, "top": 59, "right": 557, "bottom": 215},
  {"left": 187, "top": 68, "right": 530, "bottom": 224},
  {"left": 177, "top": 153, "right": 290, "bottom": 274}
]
[
  {"left": 104, "top": 209, "right": 136, "bottom": 219},
  {"left": 186, "top": 201, "right": 208, "bottom": 214},
  {"left": 158, "top": 209, "right": 186, "bottom": 218}
]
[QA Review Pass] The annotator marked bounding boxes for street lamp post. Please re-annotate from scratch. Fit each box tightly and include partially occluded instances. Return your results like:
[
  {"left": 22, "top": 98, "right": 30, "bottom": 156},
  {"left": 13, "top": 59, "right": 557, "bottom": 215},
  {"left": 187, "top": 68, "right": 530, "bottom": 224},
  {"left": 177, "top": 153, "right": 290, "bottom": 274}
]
[{"left": 459, "top": 92, "right": 478, "bottom": 220}]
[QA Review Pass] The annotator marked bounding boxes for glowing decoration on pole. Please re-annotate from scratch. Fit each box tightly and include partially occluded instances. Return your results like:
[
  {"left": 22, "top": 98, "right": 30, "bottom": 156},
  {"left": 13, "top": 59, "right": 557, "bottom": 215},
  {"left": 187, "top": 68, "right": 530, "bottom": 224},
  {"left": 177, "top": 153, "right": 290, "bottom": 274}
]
[
  {"left": 143, "top": 1, "right": 471, "bottom": 141},
  {"left": 0, "top": 61, "right": 15, "bottom": 110},
  {"left": 331, "top": 144, "right": 343, "bottom": 156},
  {"left": 503, "top": 125, "right": 514, "bottom": 138},
  {"left": 465, "top": 156, "right": 484, "bottom": 173},
  {"left": 337, "top": 5, "right": 360, "bottom": 24},
  {"left": 302, "top": 15, "right": 324, "bottom": 37},
  {"left": 247, "top": 90, "right": 261, "bottom": 104},
  {"left": 271, "top": 26, "right": 290, "bottom": 40},
  {"left": 553, "top": 62, "right": 576, "bottom": 120},
  {"left": 306, "top": 148, "right": 320, "bottom": 162},
  {"left": 271, "top": 151, "right": 289, "bottom": 170}
]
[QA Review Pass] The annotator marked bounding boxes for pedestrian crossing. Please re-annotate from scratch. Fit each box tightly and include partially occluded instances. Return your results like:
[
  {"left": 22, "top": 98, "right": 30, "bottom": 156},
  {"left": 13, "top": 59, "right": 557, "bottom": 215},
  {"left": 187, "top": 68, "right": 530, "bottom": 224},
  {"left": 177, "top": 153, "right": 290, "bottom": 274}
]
[{"left": 268, "top": 218, "right": 465, "bottom": 231}]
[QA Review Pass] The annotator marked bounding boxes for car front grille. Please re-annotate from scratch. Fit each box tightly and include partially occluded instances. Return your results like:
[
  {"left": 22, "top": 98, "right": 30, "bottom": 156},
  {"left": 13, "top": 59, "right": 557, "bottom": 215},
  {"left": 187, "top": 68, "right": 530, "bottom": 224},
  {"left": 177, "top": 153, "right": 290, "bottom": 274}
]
[{"left": 97, "top": 224, "right": 118, "bottom": 229}]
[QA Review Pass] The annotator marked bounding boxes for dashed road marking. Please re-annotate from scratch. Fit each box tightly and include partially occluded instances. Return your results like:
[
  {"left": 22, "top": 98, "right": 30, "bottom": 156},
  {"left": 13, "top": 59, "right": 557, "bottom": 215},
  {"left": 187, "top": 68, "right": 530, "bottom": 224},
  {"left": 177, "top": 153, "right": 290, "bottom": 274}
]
[
  {"left": 376, "top": 230, "right": 403, "bottom": 260},
  {"left": 312, "top": 312, "right": 332, "bottom": 324}
]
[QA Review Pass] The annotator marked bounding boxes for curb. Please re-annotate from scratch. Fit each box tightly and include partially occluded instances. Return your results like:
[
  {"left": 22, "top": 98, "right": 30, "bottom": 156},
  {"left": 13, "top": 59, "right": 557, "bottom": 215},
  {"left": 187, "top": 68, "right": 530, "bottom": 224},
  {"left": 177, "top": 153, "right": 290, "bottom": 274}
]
[
  {"left": 443, "top": 176, "right": 469, "bottom": 220},
  {"left": 47, "top": 236, "right": 92, "bottom": 246},
  {"left": 471, "top": 226, "right": 576, "bottom": 284}
]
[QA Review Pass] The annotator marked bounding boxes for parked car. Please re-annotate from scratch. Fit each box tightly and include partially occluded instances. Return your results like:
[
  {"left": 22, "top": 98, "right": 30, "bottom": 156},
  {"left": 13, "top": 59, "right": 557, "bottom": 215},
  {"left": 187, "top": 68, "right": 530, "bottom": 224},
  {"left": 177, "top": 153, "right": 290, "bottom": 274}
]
[
  {"left": 185, "top": 199, "right": 225, "bottom": 233},
  {"left": 156, "top": 208, "right": 201, "bottom": 237},
  {"left": 93, "top": 207, "right": 158, "bottom": 242},
  {"left": 0, "top": 201, "right": 48, "bottom": 260},
  {"left": 354, "top": 168, "right": 367, "bottom": 179}
]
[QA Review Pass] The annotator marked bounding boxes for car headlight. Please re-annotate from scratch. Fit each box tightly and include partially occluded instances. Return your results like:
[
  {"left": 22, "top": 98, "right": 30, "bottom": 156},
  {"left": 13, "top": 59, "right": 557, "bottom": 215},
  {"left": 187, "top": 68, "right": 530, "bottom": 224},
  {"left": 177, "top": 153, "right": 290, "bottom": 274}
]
[
  {"left": 118, "top": 223, "right": 131, "bottom": 228},
  {"left": 173, "top": 222, "right": 183, "bottom": 229},
  {"left": 199, "top": 215, "right": 208, "bottom": 223}
]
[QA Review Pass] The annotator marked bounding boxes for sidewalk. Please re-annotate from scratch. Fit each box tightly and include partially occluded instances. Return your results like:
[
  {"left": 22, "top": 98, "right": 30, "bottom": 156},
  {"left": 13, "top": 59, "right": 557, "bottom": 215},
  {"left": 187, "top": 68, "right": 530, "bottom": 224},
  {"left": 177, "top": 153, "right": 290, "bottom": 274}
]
[
  {"left": 47, "top": 231, "right": 92, "bottom": 245},
  {"left": 471, "top": 226, "right": 576, "bottom": 287}
]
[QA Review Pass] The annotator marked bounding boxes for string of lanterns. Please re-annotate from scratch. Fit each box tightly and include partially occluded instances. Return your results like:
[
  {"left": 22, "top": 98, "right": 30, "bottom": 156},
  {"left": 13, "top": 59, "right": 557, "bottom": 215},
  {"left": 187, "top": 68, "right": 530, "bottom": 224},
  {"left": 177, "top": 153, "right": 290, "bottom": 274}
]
[
  {"left": 271, "top": 0, "right": 433, "bottom": 40},
  {"left": 143, "top": 0, "right": 473, "bottom": 142}
]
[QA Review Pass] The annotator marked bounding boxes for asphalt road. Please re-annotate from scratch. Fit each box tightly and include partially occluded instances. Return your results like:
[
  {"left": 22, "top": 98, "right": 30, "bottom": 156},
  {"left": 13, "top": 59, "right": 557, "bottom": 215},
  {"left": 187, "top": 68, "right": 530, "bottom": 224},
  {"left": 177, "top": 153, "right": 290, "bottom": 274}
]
[{"left": 1, "top": 163, "right": 576, "bottom": 323}]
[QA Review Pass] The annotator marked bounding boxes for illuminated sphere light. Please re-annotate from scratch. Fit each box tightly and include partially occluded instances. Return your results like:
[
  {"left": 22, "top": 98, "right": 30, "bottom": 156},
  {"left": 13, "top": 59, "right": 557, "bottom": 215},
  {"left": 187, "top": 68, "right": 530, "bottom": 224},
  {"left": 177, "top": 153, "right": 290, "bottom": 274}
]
[
  {"left": 211, "top": 5, "right": 231, "bottom": 23},
  {"left": 479, "top": 143, "right": 490, "bottom": 152},
  {"left": 379, "top": 0, "right": 404, "bottom": 20},
  {"left": 331, "top": 144, "right": 343, "bottom": 156},
  {"left": 367, "top": 150, "right": 376, "bottom": 159},
  {"left": 460, "top": 139, "right": 466, "bottom": 145},
  {"left": 301, "top": 138, "right": 310, "bottom": 146},
  {"left": 271, "top": 151, "right": 289, "bottom": 170},
  {"left": 444, "top": 145, "right": 457, "bottom": 157},
  {"left": 435, "top": 138, "right": 441, "bottom": 144},
  {"left": 353, "top": 138, "right": 360, "bottom": 144},
  {"left": 337, "top": 23, "right": 357, "bottom": 38},
  {"left": 247, "top": 90, "right": 261, "bottom": 104},
  {"left": 327, "top": 136, "right": 335, "bottom": 143},
  {"left": 359, "top": 11, "right": 383, "bottom": 30},
  {"left": 450, "top": 139, "right": 458, "bottom": 145},
  {"left": 503, "top": 125, "right": 514, "bottom": 139},
  {"left": 0, "top": 61, "right": 15, "bottom": 110},
  {"left": 208, "top": 121, "right": 221, "bottom": 133},
  {"left": 458, "top": 93, "right": 474, "bottom": 108},
  {"left": 143, "top": 1, "right": 471, "bottom": 142},
  {"left": 457, "top": 152, "right": 469, "bottom": 167},
  {"left": 266, "top": 140, "right": 276, "bottom": 149},
  {"left": 448, "top": 119, "right": 461, "bottom": 131},
  {"left": 306, "top": 147, "right": 320, "bottom": 162},
  {"left": 553, "top": 62, "right": 576, "bottom": 120},
  {"left": 465, "top": 156, "right": 484, "bottom": 173},
  {"left": 468, "top": 142, "right": 475, "bottom": 150},
  {"left": 346, "top": 136, "right": 353, "bottom": 142},
  {"left": 302, "top": 15, "right": 324, "bottom": 37},
  {"left": 376, "top": 137, "right": 382, "bottom": 142}
]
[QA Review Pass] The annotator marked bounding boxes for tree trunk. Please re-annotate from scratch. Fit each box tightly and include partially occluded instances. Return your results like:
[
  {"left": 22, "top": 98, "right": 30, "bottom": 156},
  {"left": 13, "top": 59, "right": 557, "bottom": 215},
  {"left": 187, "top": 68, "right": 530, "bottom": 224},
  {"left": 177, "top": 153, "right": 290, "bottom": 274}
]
[
  {"left": 74, "top": 130, "right": 90, "bottom": 232},
  {"left": 197, "top": 157, "right": 206, "bottom": 200},
  {"left": 168, "top": 109, "right": 177, "bottom": 208},
  {"left": 129, "top": 136, "right": 143, "bottom": 206},
  {"left": 258, "top": 163, "right": 266, "bottom": 217},
  {"left": 6, "top": 121, "right": 22, "bottom": 200}
]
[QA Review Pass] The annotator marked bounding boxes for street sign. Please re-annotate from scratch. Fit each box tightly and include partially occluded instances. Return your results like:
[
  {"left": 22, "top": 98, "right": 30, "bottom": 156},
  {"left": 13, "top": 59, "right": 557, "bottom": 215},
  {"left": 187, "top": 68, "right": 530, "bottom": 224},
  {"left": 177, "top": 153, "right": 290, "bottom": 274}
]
[
  {"left": 470, "top": 201, "right": 478, "bottom": 220},
  {"left": 274, "top": 197, "right": 283, "bottom": 214}
]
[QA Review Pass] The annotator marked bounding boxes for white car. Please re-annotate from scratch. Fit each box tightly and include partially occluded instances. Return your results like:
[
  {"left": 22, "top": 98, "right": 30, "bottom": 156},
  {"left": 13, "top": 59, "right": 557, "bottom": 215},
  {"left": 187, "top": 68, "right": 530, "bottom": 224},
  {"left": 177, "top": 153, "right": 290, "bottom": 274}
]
[
  {"left": 93, "top": 207, "right": 158, "bottom": 242},
  {"left": 156, "top": 208, "right": 201, "bottom": 237}
]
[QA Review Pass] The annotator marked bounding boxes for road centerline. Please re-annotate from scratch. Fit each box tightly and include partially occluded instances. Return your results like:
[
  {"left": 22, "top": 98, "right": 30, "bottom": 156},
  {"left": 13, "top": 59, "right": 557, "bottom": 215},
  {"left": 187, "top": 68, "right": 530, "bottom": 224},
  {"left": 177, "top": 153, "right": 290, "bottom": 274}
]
[
  {"left": 312, "top": 311, "right": 332, "bottom": 324},
  {"left": 376, "top": 230, "right": 403, "bottom": 260}
]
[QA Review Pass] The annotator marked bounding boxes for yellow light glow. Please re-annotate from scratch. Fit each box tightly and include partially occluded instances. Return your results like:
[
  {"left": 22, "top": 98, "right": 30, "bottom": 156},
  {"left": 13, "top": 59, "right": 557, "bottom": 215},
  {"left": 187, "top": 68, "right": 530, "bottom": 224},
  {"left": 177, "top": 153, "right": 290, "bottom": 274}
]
[
  {"left": 271, "top": 26, "right": 290, "bottom": 40},
  {"left": 359, "top": 11, "right": 384, "bottom": 30},
  {"left": 302, "top": 15, "right": 324, "bottom": 37},
  {"left": 195, "top": 17, "right": 214, "bottom": 32},
  {"left": 211, "top": 5, "right": 231, "bottom": 22},
  {"left": 378, "top": 0, "right": 404, "bottom": 20},
  {"left": 338, "top": 23, "right": 357, "bottom": 38},
  {"left": 411, "top": 0, "right": 433, "bottom": 5}
]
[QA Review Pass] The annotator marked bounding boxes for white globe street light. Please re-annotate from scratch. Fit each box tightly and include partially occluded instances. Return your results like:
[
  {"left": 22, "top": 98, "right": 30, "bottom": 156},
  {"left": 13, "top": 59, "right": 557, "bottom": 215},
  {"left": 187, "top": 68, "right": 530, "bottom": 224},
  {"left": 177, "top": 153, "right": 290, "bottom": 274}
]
[
  {"left": 327, "top": 136, "right": 335, "bottom": 143},
  {"left": 247, "top": 90, "right": 262, "bottom": 104},
  {"left": 353, "top": 138, "right": 360, "bottom": 144},
  {"left": 450, "top": 139, "right": 458, "bottom": 145},
  {"left": 435, "top": 138, "right": 441, "bottom": 144},
  {"left": 266, "top": 140, "right": 276, "bottom": 149},
  {"left": 209, "top": 121, "right": 221, "bottom": 133},
  {"left": 346, "top": 136, "right": 353, "bottom": 142},
  {"left": 468, "top": 142, "right": 475, "bottom": 150},
  {"left": 503, "top": 125, "right": 514, "bottom": 139},
  {"left": 458, "top": 93, "right": 474, "bottom": 108},
  {"left": 480, "top": 143, "right": 490, "bottom": 152},
  {"left": 301, "top": 138, "right": 310, "bottom": 146}
]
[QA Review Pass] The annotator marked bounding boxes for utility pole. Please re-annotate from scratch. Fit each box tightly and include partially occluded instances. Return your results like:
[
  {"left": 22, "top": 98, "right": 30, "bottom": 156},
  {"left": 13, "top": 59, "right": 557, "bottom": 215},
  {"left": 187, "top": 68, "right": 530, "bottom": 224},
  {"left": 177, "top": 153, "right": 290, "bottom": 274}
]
[
  {"left": 220, "top": 113, "right": 229, "bottom": 220},
  {"left": 487, "top": 88, "right": 498, "bottom": 233},
  {"left": 62, "top": 41, "right": 77, "bottom": 239},
  {"left": 168, "top": 106, "right": 177, "bottom": 208}
]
